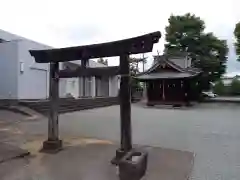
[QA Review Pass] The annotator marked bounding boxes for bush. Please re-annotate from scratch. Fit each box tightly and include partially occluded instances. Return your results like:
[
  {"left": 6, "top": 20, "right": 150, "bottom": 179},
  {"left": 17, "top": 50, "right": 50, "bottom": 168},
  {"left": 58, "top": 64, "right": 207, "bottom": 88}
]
[
  {"left": 213, "top": 80, "right": 225, "bottom": 95},
  {"left": 230, "top": 78, "right": 240, "bottom": 96}
]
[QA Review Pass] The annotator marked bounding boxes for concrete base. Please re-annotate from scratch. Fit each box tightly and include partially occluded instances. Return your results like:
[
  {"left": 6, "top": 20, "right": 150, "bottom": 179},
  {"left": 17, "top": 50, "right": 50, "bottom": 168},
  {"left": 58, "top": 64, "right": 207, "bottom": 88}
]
[
  {"left": 0, "top": 144, "right": 194, "bottom": 180},
  {"left": 41, "top": 139, "right": 63, "bottom": 153}
]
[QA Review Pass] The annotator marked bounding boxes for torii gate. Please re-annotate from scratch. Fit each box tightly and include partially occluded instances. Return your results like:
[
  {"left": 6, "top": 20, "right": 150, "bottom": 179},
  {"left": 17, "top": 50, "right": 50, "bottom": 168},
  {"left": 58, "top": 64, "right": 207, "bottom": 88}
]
[{"left": 29, "top": 32, "right": 161, "bottom": 165}]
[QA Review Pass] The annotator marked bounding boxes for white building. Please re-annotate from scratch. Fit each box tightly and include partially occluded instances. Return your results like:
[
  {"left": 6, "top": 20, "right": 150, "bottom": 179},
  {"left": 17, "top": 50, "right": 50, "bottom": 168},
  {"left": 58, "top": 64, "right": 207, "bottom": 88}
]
[
  {"left": 222, "top": 75, "right": 240, "bottom": 86},
  {"left": 0, "top": 29, "right": 119, "bottom": 99}
]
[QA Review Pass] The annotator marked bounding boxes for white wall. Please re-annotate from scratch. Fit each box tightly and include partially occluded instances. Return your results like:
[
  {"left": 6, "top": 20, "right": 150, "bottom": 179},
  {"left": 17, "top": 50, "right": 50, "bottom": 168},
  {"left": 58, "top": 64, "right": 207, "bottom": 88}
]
[
  {"left": 0, "top": 39, "right": 120, "bottom": 99},
  {"left": 0, "top": 29, "right": 120, "bottom": 99},
  {"left": 0, "top": 29, "right": 53, "bottom": 99},
  {"left": 222, "top": 77, "right": 240, "bottom": 86},
  {"left": 17, "top": 40, "right": 50, "bottom": 99},
  {"left": 222, "top": 79, "right": 232, "bottom": 86},
  {"left": 63, "top": 60, "right": 107, "bottom": 97},
  {"left": 59, "top": 78, "right": 67, "bottom": 98},
  {"left": 66, "top": 78, "right": 79, "bottom": 98},
  {"left": 91, "top": 77, "right": 96, "bottom": 97},
  {"left": 109, "top": 76, "right": 119, "bottom": 97},
  {"left": 0, "top": 41, "right": 18, "bottom": 99}
]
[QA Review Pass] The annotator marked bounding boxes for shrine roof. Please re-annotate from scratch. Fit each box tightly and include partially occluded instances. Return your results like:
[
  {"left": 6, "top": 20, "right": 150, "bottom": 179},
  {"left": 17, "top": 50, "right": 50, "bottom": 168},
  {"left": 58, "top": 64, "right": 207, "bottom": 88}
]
[
  {"left": 135, "top": 72, "right": 195, "bottom": 80},
  {"left": 135, "top": 54, "right": 202, "bottom": 80},
  {"left": 29, "top": 31, "right": 161, "bottom": 63}
]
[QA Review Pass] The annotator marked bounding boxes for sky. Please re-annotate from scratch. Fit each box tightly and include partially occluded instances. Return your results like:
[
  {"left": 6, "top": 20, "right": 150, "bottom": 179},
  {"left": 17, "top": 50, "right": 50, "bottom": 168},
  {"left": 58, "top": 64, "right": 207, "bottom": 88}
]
[{"left": 1, "top": 0, "right": 240, "bottom": 76}]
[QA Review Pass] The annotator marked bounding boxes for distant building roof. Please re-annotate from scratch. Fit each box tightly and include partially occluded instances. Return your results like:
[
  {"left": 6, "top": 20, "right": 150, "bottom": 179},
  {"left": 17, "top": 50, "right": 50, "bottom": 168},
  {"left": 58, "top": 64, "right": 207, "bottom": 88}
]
[
  {"left": 0, "top": 29, "right": 113, "bottom": 68},
  {"left": 0, "top": 29, "right": 25, "bottom": 41}
]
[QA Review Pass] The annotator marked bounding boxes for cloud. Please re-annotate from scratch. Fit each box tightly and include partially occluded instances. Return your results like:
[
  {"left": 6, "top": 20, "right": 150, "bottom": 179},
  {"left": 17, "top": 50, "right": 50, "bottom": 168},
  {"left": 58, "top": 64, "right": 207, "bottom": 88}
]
[
  {"left": 226, "top": 48, "right": 240, "bottom": 74},
  {"left": 47, "top": 23, "right": 107, "bottom": 46},
  {"left": 0, "top": 0, "right": 240, "bottom": 72}
]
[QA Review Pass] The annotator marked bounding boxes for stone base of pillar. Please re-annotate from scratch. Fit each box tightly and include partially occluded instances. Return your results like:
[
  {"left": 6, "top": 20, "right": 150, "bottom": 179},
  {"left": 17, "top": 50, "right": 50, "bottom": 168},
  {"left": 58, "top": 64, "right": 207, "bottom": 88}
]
[
  {"left": 41, "top": 139, "right": 63, "bottom": 153},
  {"left": 111, "top": 148, "right": 126, "bottom": 165}
]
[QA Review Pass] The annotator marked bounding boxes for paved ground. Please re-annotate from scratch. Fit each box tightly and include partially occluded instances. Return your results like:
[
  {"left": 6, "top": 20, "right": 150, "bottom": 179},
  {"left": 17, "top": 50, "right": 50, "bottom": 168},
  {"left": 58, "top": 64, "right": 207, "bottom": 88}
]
[
  {"left": 0, "top": 110, "right": 30, "bottom": 145},
  {"left": 57, "top": 103, "right": 240, "bottom": 180},
  {"left": 0, "top": 108, "right": 194, "bottom": 180},
  {"left": 0, "top": 143, "right": 194, "bottom": 180},
  {"left": 1, "top": 103, "right": 240, "bottom": 180}
]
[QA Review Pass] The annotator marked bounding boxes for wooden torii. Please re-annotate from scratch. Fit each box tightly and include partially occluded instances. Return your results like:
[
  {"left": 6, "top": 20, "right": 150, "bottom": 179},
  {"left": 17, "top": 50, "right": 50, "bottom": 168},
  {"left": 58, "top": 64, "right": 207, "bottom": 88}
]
[{"left": 29, "top": 31, "right": 161, "bottom": 162}]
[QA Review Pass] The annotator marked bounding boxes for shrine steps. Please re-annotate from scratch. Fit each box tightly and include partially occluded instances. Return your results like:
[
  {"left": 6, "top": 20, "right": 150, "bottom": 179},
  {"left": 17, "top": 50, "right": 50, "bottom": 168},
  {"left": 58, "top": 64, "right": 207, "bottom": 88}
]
[{"left": 19, "top": 97, "right": 119, "bottom": 115}]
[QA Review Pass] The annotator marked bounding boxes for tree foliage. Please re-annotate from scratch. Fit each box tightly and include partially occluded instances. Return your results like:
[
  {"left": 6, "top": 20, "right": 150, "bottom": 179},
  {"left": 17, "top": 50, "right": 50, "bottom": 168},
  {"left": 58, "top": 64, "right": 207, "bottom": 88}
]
[
  {"left": 97, "top": 57, "right": 108, "bottom": 66},
  {"left": 129, "top": 57, "right": 147, "bottom": 75},
  {"left": 234, "top": 22, "right": 240, "bottom": 61},
  {"left": 230, "top": 77, "right": 240, "bottom": 95},
  {"left": 213, "top": 80, "right": 225, "bottom": 95},
  {"left": 165, "top": 13, "right": 205, "bottom": 54},
  {"left": 129, "top": 57, "right": 145, "bottom": 95},
  {"left": 213, "top": 77, "right": 240, "bottom": 96},
  {"left": 129, "top": 57, "right": 140, "bottom": 76},
  {"left": 164, "top": 13, "right": 228, "bottom": 88}
]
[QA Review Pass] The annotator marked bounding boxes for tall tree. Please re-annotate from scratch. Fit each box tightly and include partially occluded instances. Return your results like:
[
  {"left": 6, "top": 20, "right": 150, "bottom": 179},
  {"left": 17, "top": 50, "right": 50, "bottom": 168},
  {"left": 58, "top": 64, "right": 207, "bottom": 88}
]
[
  {"left": 164, "top": 13, "right": 228, "bottom": 87},
  {"left": 97, "top": 57, "right": 108, "bottom": 66},
  {"left": 196, "top": 33, "right": 228, "bottom": 82},
  {"left": 234, "top": 22, "right": 240, "bottom": 61},
  {"left": 165, "top": 13, "right": 205, "bottom": 55}
]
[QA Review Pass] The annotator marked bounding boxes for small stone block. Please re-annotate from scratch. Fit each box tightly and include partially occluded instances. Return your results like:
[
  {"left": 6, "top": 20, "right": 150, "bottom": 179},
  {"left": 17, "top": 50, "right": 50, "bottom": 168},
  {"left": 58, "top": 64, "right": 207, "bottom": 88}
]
[{"left": 119, "top": 149, "right": 148, "bottom": 180}]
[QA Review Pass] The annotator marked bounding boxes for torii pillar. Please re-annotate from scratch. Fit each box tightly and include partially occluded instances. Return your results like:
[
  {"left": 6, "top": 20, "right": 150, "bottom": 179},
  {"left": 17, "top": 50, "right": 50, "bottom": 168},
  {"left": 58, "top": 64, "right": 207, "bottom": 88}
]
[{"left": 42, "top": 62, "right": 62, "bottom": 152}]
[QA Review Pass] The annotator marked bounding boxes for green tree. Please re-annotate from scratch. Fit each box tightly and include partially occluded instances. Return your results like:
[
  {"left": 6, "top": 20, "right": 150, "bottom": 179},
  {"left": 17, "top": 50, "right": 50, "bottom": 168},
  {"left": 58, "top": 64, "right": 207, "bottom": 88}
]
[
  {"left": 230, "top": 77, "right": 240, "bottom": 96},
  {"left": 129, "top": 57, "right": 139, "bottom": 75},
  {"left": 213, "top": 80, "right": 225, "bottom": 95},
  {"left": 164, "top": 13, "right": 228, "bottom": 89},
  {"left": 165, "top": 13, "right": 205, "bottom": 54},
  {"left": 129, "top": 57, "right": 145, "bottom": 99},
  {"left": 97, "top": 57, "right": 108, "bottom": 66},
  {"left": 234, "top": 22, "right": 240, "bottom": 61}
]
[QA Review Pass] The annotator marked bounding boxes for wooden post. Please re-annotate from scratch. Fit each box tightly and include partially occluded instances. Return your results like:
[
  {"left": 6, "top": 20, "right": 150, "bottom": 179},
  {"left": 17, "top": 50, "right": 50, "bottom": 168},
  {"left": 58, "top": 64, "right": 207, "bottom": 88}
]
[
  {"left": 142, "top": 53, "right": 145, "bottom": 73},
  {"left": 184, "top": 79, "right": 190, "bottom": 106},
  {"left": 42, "top": 62, "right": 62, "bottom": 152},
  {"left": 119, "top": 54, "right": 132, "bottom": 152},
  {"left": 82, "top": 60, "right": 87, "bottom": 97}
]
